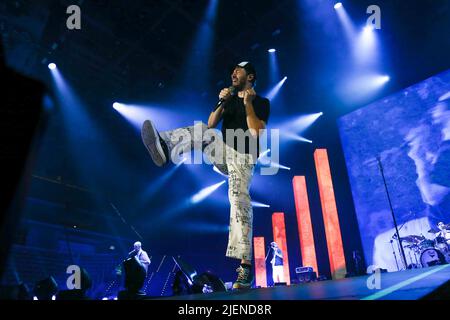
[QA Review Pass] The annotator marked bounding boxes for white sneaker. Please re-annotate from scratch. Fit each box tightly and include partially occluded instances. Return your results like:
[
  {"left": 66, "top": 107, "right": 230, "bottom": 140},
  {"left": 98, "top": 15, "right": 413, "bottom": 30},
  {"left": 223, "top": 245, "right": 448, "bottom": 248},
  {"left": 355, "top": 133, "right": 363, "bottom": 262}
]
[{"left": 141, "top": 120, "right": 168, "bottom": 167}]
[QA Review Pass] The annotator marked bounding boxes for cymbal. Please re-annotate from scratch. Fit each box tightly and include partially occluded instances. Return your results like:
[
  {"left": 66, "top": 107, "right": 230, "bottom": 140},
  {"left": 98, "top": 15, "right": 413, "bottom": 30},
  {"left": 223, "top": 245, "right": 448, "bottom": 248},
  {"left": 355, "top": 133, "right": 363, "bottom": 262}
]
[{"left": 400, "top": 235, "right": 425, "bottom": 243}]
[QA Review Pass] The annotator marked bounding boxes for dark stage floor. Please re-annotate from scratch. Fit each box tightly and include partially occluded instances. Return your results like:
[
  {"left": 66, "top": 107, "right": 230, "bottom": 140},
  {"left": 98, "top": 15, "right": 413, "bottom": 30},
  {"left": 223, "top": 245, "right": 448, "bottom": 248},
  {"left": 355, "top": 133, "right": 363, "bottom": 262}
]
[{"left": 161, "top": 264, "right": 450, "bottom": 300}]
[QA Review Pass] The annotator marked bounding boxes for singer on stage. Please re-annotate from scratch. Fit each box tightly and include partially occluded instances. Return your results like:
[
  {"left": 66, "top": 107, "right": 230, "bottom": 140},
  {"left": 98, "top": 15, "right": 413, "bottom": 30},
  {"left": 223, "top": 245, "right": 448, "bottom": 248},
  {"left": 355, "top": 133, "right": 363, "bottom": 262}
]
[
  {"left": 128, "top": 241, "right": 151, "bottom": 273},
  {"left": 141, "top": 61, "right": 270, "bottom": 289},
  {"left": 270, "top": 242, "right": 284, "bottom": 284}
]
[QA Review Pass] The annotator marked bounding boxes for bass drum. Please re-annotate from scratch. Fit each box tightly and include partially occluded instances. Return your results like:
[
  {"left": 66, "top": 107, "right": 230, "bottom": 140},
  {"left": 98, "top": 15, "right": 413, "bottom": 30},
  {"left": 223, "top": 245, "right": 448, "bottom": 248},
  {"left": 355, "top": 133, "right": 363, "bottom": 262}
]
[{"left": 420, "top": 248, "right": 447, "bottom": 268}]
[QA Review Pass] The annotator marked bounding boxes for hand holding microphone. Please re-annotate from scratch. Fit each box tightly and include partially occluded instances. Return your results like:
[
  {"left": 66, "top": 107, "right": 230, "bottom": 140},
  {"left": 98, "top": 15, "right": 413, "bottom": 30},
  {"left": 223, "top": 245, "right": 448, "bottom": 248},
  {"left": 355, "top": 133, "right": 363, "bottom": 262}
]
[
  {"left": 219, "top": 87, "right": 234, "bottom": 101},
  {"left": 214, "top": 86, "right": 235, "bottom": 111}
]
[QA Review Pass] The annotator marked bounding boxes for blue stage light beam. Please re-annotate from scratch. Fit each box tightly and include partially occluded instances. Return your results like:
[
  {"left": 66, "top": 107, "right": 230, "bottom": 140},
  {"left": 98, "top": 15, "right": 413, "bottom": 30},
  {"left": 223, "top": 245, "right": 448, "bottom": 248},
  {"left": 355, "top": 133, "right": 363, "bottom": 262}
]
[
  {"left": 264, "top": 76, "right": 287, "bottom": 101},
  {"left": 268, "top": 50, "right": 281, "bottom": 85},
  {"left": 113, "top": 102, "right": 196, "bottom": 132},
  {"left": 49, "top": 65, "right": 128, "bottom": 211},
  {"left": 257, "top": 148, "right": 271, "bottom": 167},
  {"left": 334, "top": 2, "right": 356, "bottom": 42},
  {"left": 180, "top": 154, "right": 229, "bottom": 193},
  {"left": 376, "top": 75, "right": 390, "bottom": 84},
  {"left": 150, "top": 179, "right": 227, "bottom": 225},
  {"left": 339, "top": 73, "right": 390, "bottom": 103},
  {"left": 139, "top": 158, "right": 186, "bottom": 203},
  {"left": 273, "top": 113, "right": 322, "bottom": 144},
  {"left": 268, "top": 162, "right": 291, "bottom": 171},
  {"left": 178, "top": 222, "right": 229, "bottom": 234},
  {"left": 258, "top": 148, "right": 271, "bottom": 161},
  {"left": 49, "top": 66, "right": 101, "bottom": 142},
  {"left": 47, "top": 67, "right": 134, "bottom": 256},
  {"left": 267, "top": 53, "right": 287, "bottom": 110},
  {"left": 205, "top": 0, "right": 219, "bottom": 22},
  {"left": 191, "top": 180, "right": 226, "bottom": 204},
  {"left": 354, "top": 24, "right": 379, "bottom": 67},
  {"left": 257, "top": 148, "right": 291, "bottom": 171},
  {"left": 281, "top": 132, "right": 313, "bottom": 144},
  {"left": 181, "top": 0, "right": 219, "bottom": 88},
  {"left": 277, "top": 112, "right": 323, "bottom": 134},
  {"left": 296, "top": 0, "right": 343, "bottom": 43},
  {"left": 251, "top": 201, "right": 271, "bottom": 208}
]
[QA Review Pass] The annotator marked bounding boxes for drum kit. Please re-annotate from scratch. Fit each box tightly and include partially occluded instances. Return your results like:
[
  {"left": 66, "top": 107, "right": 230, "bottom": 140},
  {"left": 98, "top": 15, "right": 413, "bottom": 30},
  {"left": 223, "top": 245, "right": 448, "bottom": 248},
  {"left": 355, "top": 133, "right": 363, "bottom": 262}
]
[{"left": 399, "top": 223, "right": 450, "bottom": 269}]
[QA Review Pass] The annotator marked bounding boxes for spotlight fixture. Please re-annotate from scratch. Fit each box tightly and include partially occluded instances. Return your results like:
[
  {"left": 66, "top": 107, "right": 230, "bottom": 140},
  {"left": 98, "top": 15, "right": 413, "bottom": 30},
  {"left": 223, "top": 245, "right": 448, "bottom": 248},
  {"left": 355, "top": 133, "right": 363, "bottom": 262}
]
[
  {"left": 363, "top": 25, "right": 374, "bottom": 32},
  {"left": 33, "top": 277, "right": 58, "bottom": 300},
  {"left": 268, "top": 48, "right": 276, "bottom": 53},
  {"left": 334, "top": 2, "right": 342, "bottom": 9},
  {"left": 379, "top": 75, "right": 390, "bottom": 84},
  {"left": 48, "top": 63, "right": 56, "bottom": 70}
]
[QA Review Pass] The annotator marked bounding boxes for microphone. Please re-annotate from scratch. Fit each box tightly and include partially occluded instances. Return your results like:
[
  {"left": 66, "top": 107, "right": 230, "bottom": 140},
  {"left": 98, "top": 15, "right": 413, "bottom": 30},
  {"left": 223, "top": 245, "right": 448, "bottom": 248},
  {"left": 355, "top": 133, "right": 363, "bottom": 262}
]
[{"left": 214, "top": 86, "right": 235, "bottom": 111}]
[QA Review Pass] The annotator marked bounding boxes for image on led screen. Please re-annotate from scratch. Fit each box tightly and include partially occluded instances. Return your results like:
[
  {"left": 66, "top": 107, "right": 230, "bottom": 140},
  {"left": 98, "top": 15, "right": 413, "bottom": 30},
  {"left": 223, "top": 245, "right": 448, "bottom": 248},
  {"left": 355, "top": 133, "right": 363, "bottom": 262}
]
[{"left": 339, "top": 70, "right": 450, "bottom": 271}]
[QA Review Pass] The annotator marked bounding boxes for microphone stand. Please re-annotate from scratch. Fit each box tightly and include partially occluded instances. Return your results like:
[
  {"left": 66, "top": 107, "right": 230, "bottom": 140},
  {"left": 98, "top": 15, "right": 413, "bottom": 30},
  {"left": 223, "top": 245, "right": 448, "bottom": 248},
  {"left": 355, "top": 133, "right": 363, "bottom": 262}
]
[
  {"left": 392, "top": 214, "right": 413, "bottom": 270},
  {"left": 377, "top": 156, "right": 408, "bottom": 270},
  {"left": 265, "top": 247, "right": 272, "bottom": 262},
  {"left": 389, "top": 239, "right": 400, "bottom": 271}
]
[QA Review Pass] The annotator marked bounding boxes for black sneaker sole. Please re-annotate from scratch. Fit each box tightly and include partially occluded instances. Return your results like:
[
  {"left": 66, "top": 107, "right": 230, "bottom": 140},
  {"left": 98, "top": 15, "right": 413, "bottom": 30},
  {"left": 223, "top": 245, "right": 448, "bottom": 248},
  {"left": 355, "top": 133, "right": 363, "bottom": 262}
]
[{"left": 141, "top": 120, "right": 167, "bottom": 167}]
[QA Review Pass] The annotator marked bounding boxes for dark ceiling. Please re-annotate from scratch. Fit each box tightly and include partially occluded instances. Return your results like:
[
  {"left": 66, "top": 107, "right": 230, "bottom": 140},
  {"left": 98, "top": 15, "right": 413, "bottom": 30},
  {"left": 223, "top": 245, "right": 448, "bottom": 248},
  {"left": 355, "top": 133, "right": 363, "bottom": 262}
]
[
  {"left": 1, "top": 0, "right": 296, "bottom": 100},
  {"left": 2, "top": 0, "right": 449, "bottom": 113}
]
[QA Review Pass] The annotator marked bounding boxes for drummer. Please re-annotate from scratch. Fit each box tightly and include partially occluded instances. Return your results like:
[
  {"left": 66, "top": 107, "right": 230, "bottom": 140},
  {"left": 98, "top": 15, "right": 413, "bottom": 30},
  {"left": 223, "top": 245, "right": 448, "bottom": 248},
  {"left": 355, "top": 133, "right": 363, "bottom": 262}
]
[{"left": 435, "top": 222, "right": 450, "bottom": 244}]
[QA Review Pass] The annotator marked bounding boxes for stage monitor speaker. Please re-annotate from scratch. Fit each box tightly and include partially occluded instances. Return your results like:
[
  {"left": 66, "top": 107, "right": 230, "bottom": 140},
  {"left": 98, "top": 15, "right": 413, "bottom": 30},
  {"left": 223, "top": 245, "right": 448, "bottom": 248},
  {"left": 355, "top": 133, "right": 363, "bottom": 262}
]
[
  {"left": 34, "top": 276, "right": 58, "bottom": 300},
  {"left": 123, "top": 257, "right": 146, "bottom": 293},
  {"left": 172, "top": 256, "right": 226, "bottom": 295},
  {"left": 56, "top": 268, "right": 92, "bottom": 300},
  {"left": 295, "top": 266, "right": 313, "bottom": 273},
  {"left": 274, "top": 282, "right": 287, "bottom": 286},
  {"left": 296, "top": 267, "right": 317, "bottom": 283}
]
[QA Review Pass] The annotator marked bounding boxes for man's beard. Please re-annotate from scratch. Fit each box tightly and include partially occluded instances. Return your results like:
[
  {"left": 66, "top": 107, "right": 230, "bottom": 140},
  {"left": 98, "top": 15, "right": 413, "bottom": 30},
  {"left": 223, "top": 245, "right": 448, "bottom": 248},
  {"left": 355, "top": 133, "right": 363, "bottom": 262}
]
[{"left": 233, "top": 80, "right": 246, "bottom": 91}]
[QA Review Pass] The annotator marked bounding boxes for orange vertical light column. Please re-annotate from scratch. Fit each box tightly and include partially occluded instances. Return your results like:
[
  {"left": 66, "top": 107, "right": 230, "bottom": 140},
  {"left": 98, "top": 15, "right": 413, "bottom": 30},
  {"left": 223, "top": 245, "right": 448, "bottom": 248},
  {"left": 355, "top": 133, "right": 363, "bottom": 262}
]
[
  {"left": 292, "top": 176, "right": 319, "bottom": 274},
  {"left": 314, "top": 149, "right": 347, "bottom": 279},
  {"left": 272, "top": 212, "right": 291, "bottom": 285},
  {"left": 253, "top": 237, "right": 267, "bottom": 288}
]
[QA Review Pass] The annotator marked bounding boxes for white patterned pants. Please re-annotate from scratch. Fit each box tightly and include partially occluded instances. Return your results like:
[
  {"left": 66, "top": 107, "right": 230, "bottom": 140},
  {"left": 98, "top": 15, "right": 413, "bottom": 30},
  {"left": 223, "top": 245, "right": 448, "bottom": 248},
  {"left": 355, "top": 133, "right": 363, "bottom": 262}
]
[
  {"left": 272, "top": 265, "right": 284, "bottom": 283},
  {"left": 159, "top": 122, "right": 255, "bottom": 261}
]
